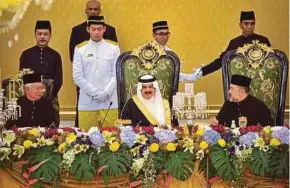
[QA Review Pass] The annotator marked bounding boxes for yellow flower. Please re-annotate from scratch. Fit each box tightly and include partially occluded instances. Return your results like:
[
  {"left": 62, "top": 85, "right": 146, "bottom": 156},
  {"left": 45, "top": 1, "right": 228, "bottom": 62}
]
[
  {"left": 166, "top": 143, "right": 177, "bottom": 151},
  {"left": 149, "top": 143, "right": 159, "bottom": 153},
  {"left": 23, "top": 140, "right": 33, "bottom": 149},
  {"left": 270, "top": 138, "right": 281, "bottom": 146},
  {"left": 196, "top": 129, "right": 204, "bottom": 136},
  {"left": 109, "top": 141, "right": 120, "bottom": 152},
  {"left": 218, "top": 139, "right": 226, "bottom": 147},
  {"left": 28, "top": 128, "right": 40, "bottom": 137},
  {"left": 136, "top": 135, "right": 148, "bottom": 145},
  {"left": 58, "top": 143, "right": 67, "bottom": 153},
  {"left": 103, "top": 131, "right": 115, "bottom": 144},
  {"left": 81, "top": 144, "right": 89, "bottom": 152},
  {"left": 45, "top": 139, "right": 55, "bottom": 146},
  {"left": 0, "top": 148, "right": 12, "bottom": 161},
  {"left": 36, "top": 136, "right": 46, "bottom": 146},
  {"left": 253, "top": 137, "right": 265, "bottom": 148},
  {"left": 66, "top": 133, "right": 77, "bottom": 144},
  {"left": 130, "top": 146, "right": 140, "bottom": 156},
  {"left": 3, "top": 131, "right": 16, "bottom": 147},
  {"left": 199, "top": 141, "right": 209, "bottom": 150},
  {"left": 73, "top": 144, "right": 82, "bottom": 154},
  {"left": 12, "top": 144, "right": 25, "bottom": 159},
  {"left": 182, "top": 137, "right": 194, "bottom": 153},
  {"left": 263, "top": 126, "right": 272, "bottom": 134}
]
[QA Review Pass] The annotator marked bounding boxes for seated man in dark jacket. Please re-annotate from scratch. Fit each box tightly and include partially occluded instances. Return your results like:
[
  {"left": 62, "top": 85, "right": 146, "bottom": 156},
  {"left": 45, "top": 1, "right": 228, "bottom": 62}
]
[
  {"left": 120, "top": 75, "right": 172, "bottom": 128},
  {"left": 6, "top": 73, "right": 55, "bottom": 128},
  {"left": 213, "top": 74, "right": 273, "bottom": 127}
]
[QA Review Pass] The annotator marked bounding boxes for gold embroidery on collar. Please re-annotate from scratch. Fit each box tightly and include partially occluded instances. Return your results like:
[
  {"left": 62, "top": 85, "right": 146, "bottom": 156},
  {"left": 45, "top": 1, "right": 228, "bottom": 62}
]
[{"left": 132, "top": 95, "right": 160, "bottom": 127}]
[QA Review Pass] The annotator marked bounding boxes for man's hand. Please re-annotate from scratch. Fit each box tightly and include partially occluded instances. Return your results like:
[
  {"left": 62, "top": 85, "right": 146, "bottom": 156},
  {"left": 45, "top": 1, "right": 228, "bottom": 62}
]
[
  {"left": 192, "top": 68, "right": 203, "bottom": 81},
  {"left": 92, "top": 91, "right": 109, "bottom": 102},
  {"left": 179, "top": 67, "right": 203, "bottom": 82}
]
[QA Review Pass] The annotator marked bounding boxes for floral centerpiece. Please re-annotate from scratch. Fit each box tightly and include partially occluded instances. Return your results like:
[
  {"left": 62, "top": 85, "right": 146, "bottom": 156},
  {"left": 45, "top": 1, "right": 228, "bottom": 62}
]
[
  {"left": 190, "top": 124, "right": 289, "bottom": 187},
  {"left": 0, "top": 126, "right": 197, "bottom": 187},
  {"left": 0, "top": 124, "right": 289, "bottom": 187}
]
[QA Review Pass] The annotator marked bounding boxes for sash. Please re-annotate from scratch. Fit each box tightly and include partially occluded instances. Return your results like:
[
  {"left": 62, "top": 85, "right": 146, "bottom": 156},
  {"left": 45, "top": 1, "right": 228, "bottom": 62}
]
[{"left": 132, "top": 95, "right": 171, "bottom": 128}]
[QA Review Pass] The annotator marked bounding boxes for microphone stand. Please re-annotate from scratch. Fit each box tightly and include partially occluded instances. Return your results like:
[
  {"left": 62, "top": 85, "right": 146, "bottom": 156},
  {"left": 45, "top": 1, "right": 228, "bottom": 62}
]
[{"left": 99, "top": 102, "right": 113, "bottom": 129}]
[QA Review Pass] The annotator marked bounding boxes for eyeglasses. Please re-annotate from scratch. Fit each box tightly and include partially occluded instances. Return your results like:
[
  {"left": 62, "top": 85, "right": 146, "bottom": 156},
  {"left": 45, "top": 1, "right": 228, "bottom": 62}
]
[{"left": 154, "top": 32, "right": 171, "bottom": 37}]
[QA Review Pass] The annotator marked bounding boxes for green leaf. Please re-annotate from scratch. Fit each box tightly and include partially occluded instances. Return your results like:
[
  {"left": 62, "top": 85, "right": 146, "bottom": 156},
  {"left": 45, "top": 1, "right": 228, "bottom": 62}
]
[
  {"left": 269, "top": 145, "right": 289, "bottom": 178},
  {"left": 70, "top": 152, "right": 97, "bottom": 181},
  {"left": 211, "top": 145, "right": 236, "bottom": 180},
  {"left": 164, "top": 151, "right": 194, "bottom": 181},
  {"left": 198, "top": 157, "right": 217, "bottom": 179},
  {"left": 248, "top": 148, "right": 271, "bottom": 177},
  {"left": 152, "top": 150, "right": 166, "bottom": 173},
  {"left": 26, "top": 146, "right": 61, "bottom": 182},
  {"left": 98, "top": 145, "right": 132, "bottom": 178}
]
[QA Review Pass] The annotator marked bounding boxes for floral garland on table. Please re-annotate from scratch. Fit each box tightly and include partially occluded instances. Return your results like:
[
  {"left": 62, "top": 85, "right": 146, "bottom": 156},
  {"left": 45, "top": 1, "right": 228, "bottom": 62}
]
[
  {"left": 192, "top": 124, "right": 289, "bottom": 187},
  {"left": 0, "top": 124, "right": 288, "bottom": 187},
  {"left": 0, "top": 126, "right": 196, "bottom": 187}
]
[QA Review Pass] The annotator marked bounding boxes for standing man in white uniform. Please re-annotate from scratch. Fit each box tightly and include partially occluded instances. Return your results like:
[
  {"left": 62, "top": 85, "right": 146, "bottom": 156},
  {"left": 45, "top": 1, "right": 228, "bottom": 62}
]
[{"left": 73, "top": 16, "right": 120, "bottom": 130}]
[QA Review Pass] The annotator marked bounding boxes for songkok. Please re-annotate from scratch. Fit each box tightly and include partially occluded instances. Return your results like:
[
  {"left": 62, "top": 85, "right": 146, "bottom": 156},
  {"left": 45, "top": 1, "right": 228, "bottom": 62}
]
[
  {"left": 35, "top": 20, "right": 51, "bottom": 32},
  {"left": 87, "top": 16, "right": 105, "bottom": 25},
  {"left": 231, "top": 74, "right": 251, "bottom": 87},
  {"left": 153, "top": 21, "right": 169, "bottom": 33},
  {"left": 23, "top": 73, "right": 42, "bottom": 85},
  {"left": 138, "top": 74, "right": 157, "bottom": 83},
  {"left": 240, "top": 11, "right": 255, "bottom": 21}
]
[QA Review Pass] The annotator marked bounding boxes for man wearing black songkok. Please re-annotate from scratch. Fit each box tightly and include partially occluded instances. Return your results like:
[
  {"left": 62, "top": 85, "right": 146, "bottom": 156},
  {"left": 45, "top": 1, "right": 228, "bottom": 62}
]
[
  {"left": 191, "top": 11, "right": 272, "bottom": 80},
  {"left": 6, "top": 73, "right": 55, "bottom": 129},
  {"left": 213, "top": 74, "right": 273, "bottom": 127},
  {"left": 19, "top": 20, "right": 62, "bottom": 126}
]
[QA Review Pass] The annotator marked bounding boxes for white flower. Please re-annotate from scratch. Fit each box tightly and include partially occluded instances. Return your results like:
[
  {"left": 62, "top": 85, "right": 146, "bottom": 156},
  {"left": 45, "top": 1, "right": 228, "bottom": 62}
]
[
  {"left": 131, "top": 158, "right": 146, "bottom": 177},
  {"left": 87, "top": 127, "right": 99, "bottom": 135},
  {"left": 232, "top": 128, "right": 241, "bottom": 136}
]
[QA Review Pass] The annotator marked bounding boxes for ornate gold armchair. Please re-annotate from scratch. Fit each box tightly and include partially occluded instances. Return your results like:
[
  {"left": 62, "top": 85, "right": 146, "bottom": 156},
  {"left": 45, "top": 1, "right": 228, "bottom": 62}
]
[
  {"left": 116, "top": 41, "right": 180, "bottom": 116},
  {"left": 222, "top": 40, "right": 288, "bottom": 126}
]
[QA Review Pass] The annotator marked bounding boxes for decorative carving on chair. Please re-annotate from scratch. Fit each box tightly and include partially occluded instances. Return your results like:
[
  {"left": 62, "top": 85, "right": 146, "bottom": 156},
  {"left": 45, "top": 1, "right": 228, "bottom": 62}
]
[
  {"left": 116, "top": 41, "right": 180, "bottom": 115},
  {"left": 130, "top": 41, "right": 167, "bottom": 70},
  {"left": 236, "top": 40, "right": 274, "bottom": 69},
  {"left": 222, "top": 40, "right": 288, "bottom": 126}
]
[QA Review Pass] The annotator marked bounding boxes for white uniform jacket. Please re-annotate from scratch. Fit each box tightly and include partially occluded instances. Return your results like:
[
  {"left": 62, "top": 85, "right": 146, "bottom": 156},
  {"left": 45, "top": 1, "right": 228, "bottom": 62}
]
[{"left": 73, "top": 39, "right": 120, "bottom": 111}]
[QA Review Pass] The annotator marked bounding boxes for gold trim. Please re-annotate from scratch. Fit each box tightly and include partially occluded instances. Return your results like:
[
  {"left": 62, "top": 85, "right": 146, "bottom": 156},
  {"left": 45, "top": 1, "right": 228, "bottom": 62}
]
[
  {"left": 163, "top": 99, "right": 172, "bottom": 128},
  {"left": 132, "top": 95, "right": 159, "bottom": 126},
  {"left": 130, "top": 41, "right": 166, "bottom": 70},
  {"left": 236, "top": 40, "right": 274, "bottom": 70}
]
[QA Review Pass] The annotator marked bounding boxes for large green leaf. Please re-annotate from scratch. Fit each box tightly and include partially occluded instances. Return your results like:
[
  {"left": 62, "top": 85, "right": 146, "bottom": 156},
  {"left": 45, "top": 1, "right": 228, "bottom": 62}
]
[
  {"left": 270, "top": 145, "right": 289, "bottom": 178},
  {"left": 26, "top": 146, "right": 61, "bottom": 182},
  {"left": 152, "top": 150, "right": 166, "bottom": 173},
  {"left": 198, "top": 156, "right": 217, "bottom": 179},
  {"left": 248, "top": 148, "right": 271, "bottom": 177},
  {"left": 98, "top": 145, "right": 132, "bottom": 178},
  {"left": 70, "top": 152, "right": 97, "bottom": 181},
  {"left": 211, "top": 145, "right": 236, "bottom": 180},
  {"left": 164, "top": 151, "right": 195, "bottom": 181}
]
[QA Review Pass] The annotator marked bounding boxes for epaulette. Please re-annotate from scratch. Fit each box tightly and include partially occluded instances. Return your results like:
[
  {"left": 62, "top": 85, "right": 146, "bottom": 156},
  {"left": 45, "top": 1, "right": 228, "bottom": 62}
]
[
  {"left": 105, "top": 39, "right": 118, "bottom": 46},
  {"left": 76, "top": 41, "right": 88, "bottom": 48}
]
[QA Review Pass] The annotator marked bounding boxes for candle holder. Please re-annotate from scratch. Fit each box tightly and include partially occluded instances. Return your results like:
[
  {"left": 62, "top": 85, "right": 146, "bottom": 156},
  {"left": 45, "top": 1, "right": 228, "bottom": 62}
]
[{"left": 173, "top": 83, "right": 208, "bottom": 135}]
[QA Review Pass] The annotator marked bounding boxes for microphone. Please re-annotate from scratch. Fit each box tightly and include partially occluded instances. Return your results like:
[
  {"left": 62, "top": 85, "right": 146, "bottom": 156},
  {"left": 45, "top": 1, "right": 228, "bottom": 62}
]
[
  {"left": 119, "top": 98, "right": 130, "bottom": 119},
  {"left": 99, "top": 101, "right": 113, "bottom": 128}
]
